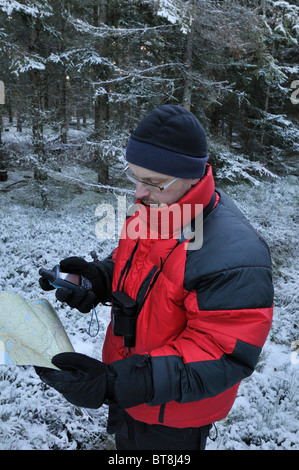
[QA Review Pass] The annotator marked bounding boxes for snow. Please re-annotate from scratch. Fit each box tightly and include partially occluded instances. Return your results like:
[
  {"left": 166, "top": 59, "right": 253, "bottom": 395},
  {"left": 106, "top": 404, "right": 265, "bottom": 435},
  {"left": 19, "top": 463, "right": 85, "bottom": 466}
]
[
  {"left": 11, "top": 55, "right": 46, "bottom": 76},
  {"left": 0, "top": 126, "right": 298, "bottom": 450},
  {"left": 0, "top": 0, "right": 53, "bottom": 18},
  {"left": 154, "top": 0, "right": 191, "bottom": 34}
]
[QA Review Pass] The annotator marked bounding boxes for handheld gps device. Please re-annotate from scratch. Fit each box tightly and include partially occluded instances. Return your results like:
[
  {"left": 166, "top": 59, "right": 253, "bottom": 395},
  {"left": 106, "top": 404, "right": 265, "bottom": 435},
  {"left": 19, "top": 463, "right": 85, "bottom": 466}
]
[{"left": 39, "top": 265, "right": 92, "bottom": 291}]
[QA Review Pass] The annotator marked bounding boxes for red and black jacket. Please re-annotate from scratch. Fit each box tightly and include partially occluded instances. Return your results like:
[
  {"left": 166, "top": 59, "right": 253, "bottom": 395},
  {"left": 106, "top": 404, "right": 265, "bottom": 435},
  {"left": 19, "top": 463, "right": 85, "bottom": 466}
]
[{"left": 96, "top": 165, "right": 274, "bottom": 428}]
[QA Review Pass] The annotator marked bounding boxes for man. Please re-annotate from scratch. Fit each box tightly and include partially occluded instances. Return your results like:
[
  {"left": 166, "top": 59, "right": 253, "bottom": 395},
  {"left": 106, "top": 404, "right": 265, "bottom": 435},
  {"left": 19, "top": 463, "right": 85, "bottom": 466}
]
[{"left": 37, "top": 105, "right": 274, "bottom": 450}]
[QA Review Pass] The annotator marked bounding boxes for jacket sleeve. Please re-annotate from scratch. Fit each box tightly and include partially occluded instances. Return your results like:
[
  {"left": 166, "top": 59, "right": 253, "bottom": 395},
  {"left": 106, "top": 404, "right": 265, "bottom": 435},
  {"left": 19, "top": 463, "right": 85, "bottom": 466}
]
[{"left": 146, "top": 267, "right": 273, "bottom": 406}]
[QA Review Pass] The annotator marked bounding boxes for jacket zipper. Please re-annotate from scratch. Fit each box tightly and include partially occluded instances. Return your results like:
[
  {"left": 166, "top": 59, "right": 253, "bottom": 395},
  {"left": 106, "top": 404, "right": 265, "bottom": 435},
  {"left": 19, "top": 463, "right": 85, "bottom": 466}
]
[
  {"left": 116, "top": 240, "right": 139, "bottom": 291},
  {"left": 158, "top": 404, "right": 166, "bottom": 424}
]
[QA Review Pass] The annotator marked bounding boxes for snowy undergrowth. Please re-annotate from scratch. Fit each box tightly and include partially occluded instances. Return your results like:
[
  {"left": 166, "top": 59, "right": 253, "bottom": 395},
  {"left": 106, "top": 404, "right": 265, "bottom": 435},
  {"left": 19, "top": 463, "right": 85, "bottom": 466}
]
[
  {"left": 207, "top": 174, "right": 299, "bottom": 450},
  {"left": 0, "top": 166, "right": 298, "bottom": 450},
  {"left": 0, "top": 173, "right": 118, "bottom": 450}
]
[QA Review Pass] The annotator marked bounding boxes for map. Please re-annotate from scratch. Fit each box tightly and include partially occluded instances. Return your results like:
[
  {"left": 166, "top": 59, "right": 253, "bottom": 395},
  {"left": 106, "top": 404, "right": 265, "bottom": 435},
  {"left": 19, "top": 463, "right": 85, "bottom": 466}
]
[{"left": 0, "top": 292, "right": 74, "bottom": 369}]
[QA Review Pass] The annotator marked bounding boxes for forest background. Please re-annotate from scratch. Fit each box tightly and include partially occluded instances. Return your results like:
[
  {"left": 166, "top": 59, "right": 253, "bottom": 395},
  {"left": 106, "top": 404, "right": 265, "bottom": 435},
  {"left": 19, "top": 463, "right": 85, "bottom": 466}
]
[
  {"left": 0, "top": 0, "right": 298, "bottom": 450},
  {"left": 0, "top": 0, "right": 298, "bottom": 182}
]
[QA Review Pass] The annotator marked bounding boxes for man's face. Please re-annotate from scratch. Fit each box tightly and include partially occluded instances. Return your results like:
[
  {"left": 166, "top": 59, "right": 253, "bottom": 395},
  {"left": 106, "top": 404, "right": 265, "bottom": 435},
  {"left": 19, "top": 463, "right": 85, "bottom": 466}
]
[{"left": 128, "top": 163, "right": 200, "bottom": 206}]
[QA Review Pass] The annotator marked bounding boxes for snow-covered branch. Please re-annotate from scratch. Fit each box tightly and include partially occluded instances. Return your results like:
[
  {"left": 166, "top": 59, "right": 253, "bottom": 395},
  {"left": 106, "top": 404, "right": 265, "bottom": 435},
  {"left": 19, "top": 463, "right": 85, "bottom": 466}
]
[
  {"left": 0, "top": 0, "right": 53, "bottom": 18},
  {"left": 66, "top": 14, "right": 173, "bottom": 38}
]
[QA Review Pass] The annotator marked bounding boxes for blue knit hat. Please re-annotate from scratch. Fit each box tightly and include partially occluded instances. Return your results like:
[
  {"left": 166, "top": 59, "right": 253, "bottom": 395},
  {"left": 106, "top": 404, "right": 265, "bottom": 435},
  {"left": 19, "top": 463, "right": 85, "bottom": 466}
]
[{"left": 126, "top": 105, "right": 209, "bottom": 178}]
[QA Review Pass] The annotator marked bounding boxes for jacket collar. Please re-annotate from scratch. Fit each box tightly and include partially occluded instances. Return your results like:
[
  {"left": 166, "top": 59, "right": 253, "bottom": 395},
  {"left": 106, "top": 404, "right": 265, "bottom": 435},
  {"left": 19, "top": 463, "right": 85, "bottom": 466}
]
[{"left": 125, "top": 164, "right": 215, "bottom": 240}]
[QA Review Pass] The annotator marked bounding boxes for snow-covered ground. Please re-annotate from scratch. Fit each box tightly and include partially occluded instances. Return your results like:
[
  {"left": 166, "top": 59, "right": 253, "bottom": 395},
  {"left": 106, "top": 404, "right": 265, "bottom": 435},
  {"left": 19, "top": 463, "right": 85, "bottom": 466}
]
[{"left": 0, "top": 137, "right": 298, "bottom": 449}]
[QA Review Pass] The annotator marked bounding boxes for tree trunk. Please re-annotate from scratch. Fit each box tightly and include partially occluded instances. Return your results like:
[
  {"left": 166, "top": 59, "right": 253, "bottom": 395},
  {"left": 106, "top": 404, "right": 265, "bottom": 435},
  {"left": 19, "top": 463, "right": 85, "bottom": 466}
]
[
  {"left": 60, "top": 75, "right": 68, "bottom": 144},
  {"left": 0, "top": 110, "right": 7, "bottom": 179},
  {"left": 182, "top": 0, "right": 196, "bottom": 111},
  {"left": 94, "top": 0, "right": 110, "bottom": 185},
  {"left": 260, "top": 84, "right": 270, "bottom": 146},
  {"left": 30, "top": 69, "right": 44, "bottom": 157},
  {"left": 0, "top": 76, "right": 7, "bottom": 179},
  {"left": 30, "top": 69, "right": 47, "bottom": 180},
  {"left": 17, "top": 102, "right": 23, "bottom": 133},
  {"left": 58, "top": 0, "right": 68, "bottom": 144},
  {"left": 94, "top": 89, "right": 109, "bottom": 135},
  {"left": 94, "top": 0, "right": 109, "bottom": 136},
  {"left": 0, "top": 110, "right": 2, "bottom": 146},
  {"left": 182, "top": 30, "right": 193, "bottom": 111}
]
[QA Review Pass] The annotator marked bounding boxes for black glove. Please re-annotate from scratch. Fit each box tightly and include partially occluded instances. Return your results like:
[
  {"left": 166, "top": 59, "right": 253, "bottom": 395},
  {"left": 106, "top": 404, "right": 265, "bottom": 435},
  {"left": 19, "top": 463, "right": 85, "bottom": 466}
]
[
  {"left": 39, "top": 257, "right": 106, "bottom": 313},
  {"left": 35, "top": 352, "right": 153, "bottom": 409},
  {"left": 35, "top": 352, "right": 111, "bottom": 408}
]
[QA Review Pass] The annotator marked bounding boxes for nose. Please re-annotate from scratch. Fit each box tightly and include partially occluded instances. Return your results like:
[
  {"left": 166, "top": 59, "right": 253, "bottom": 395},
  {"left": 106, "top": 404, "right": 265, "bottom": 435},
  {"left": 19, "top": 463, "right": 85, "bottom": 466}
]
[{"left": 135, "top": 182, "right": 151, "bottom": 200}]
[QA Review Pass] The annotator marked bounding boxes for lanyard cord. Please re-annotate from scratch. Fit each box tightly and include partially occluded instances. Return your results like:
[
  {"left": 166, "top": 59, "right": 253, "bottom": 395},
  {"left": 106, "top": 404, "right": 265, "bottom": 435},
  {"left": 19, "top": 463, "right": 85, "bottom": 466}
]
[{"left": 87, "top": 305, "right": 100, "bottom": 338}]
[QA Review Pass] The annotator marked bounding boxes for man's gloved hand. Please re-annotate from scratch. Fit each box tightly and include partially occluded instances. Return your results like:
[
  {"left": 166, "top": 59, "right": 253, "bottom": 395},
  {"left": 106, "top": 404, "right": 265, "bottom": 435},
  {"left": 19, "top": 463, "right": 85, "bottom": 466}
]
[
  {"left": 39, "top": 257, "right": 106, "bottom": 313},
  {"left": 35, "top": 352, "right": 153, "bottom": 409},
  {"left": 35, "top": 353, "right": 110, "bottom": 408}
]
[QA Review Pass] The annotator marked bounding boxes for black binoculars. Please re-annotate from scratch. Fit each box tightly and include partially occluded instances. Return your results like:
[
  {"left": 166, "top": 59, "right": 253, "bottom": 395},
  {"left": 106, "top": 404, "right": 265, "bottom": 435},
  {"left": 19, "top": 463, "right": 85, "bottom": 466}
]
[{"left": 112, "top": 291, "right": 138, "bottom": 349}]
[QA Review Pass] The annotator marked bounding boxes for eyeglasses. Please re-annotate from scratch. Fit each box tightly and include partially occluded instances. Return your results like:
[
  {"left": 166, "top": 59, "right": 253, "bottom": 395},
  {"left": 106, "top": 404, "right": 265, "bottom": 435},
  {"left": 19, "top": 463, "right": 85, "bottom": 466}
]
[{"left": 124, "top": 166, "right": 179, "bottom": 192}]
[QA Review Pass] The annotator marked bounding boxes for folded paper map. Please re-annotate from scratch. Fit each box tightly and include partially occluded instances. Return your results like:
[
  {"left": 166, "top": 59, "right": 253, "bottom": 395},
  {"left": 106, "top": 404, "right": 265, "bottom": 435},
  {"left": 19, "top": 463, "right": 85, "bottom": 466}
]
[{"left": 0, "top": 292, "right": 74, "bottom": 369}]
